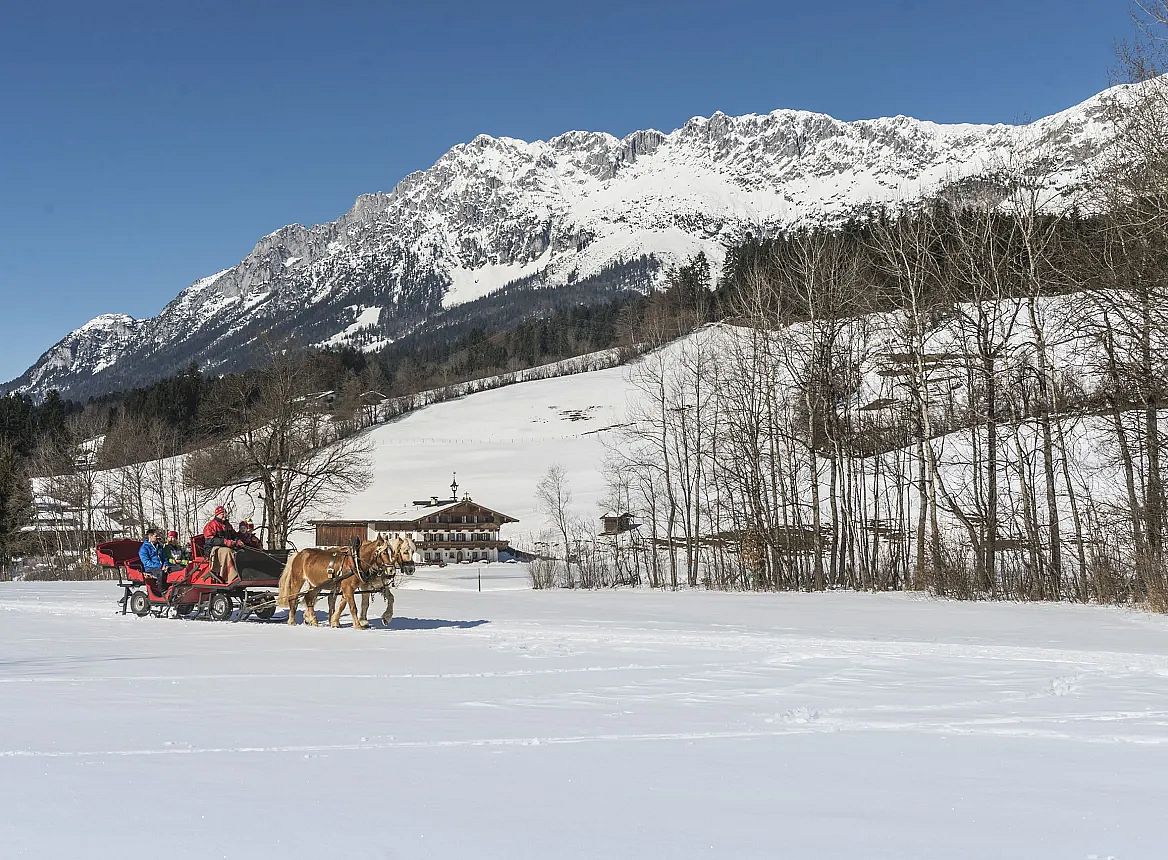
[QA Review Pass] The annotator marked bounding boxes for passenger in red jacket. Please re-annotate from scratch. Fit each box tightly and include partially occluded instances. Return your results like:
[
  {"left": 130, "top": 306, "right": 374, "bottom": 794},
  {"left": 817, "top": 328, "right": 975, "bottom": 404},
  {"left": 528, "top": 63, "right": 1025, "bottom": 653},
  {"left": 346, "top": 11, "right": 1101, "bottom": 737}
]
[{"left": 202, "top": 505, "right": 243, "bottom": 583}]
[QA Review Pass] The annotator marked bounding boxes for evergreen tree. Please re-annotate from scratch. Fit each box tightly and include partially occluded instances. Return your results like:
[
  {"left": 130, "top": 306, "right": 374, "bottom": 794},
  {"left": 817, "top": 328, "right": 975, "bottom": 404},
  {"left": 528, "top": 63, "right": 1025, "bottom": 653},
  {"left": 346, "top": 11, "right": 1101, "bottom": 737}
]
[{"left": 0, "top": 439, "right": 34, "bottom": 569}]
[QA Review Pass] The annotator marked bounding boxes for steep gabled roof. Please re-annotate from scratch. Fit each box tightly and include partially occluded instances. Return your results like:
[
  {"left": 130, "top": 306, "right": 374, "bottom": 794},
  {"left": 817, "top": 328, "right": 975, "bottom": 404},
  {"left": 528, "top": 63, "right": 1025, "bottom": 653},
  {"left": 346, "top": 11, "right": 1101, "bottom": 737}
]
[{"left": 376, "top": 499, "right": 518, "bottom": 525}]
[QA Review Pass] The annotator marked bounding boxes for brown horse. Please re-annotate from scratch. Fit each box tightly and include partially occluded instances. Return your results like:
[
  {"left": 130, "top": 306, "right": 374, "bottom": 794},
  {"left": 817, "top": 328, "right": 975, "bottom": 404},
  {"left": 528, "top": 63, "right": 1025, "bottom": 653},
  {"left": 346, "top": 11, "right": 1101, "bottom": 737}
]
[
  {"left": 349, "top": 534, "right": 416, "bottom": 629},
  {"left": 276, "top": 534, "right": 397, "bottom": 628}
]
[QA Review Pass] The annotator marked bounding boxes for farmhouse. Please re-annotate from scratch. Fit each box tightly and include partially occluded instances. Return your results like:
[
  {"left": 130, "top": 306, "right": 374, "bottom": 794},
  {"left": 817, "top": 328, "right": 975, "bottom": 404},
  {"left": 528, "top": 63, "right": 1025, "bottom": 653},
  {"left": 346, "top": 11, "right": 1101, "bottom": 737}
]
[
  {"left": 310, "top": 477, "right": 518, "bottom": 564},
  {"left": 23, "top": 495, "right": 128, "bottom": 546}
]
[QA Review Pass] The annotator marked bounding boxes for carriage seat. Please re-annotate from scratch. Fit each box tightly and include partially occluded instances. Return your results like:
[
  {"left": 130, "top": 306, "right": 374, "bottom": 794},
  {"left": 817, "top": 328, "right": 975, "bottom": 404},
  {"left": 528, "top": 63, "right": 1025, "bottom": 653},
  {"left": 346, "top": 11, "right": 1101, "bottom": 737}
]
[
  {"left": 117, "top": 556, "right": 148, "bottom": 585},
  {"left": 159, "top": 567, "right": 188, "bottom": 585},
  {"left": 191, "top": 535, "right": 207, "bottom": 560},
  {"left": 97, "top": 538, "right": 143, "bottom": 569}
]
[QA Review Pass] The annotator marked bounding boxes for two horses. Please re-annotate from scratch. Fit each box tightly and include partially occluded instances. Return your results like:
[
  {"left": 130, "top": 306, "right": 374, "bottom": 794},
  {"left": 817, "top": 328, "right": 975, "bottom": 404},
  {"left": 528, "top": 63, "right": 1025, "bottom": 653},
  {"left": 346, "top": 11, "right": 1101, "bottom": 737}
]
[{"left": 276, "top": 533, "right": 416, "bottom": 629}]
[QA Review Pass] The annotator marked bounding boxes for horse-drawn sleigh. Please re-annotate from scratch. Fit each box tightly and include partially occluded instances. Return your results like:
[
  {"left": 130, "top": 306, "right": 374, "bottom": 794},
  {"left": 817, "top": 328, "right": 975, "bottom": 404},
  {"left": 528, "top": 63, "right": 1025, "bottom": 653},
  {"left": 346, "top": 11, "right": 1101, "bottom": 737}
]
[{"left": 97, "top": 533, "right": 415, "bottom": 628}]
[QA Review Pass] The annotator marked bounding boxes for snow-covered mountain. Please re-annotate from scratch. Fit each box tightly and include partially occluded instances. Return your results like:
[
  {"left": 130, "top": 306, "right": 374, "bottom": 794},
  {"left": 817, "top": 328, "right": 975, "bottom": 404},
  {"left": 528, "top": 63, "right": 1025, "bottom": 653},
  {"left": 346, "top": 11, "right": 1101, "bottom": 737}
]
[{"left": 4, "top": 82, "right": 1124, "bottom": 400}]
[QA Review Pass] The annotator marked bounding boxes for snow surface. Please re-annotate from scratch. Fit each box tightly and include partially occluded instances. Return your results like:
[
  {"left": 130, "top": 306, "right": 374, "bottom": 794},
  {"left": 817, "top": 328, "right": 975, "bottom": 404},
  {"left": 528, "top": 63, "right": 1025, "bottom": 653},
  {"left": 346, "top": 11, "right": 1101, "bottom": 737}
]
[
  {"left": 316, "top": 305, "right": 384, "bottom": 349},
  {"left": 3, "top": 573, "right": 1168, "bottom": 858},
  {"left": 442, "top": 250, "right": 552, "bottom": 308}
]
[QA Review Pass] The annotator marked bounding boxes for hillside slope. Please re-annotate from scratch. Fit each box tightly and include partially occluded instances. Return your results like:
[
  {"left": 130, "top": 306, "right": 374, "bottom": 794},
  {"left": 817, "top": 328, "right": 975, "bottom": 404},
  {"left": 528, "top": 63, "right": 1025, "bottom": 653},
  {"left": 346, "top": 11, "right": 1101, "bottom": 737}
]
[{"left": 329, "top": 349, "right": 632, "bottom": 537}]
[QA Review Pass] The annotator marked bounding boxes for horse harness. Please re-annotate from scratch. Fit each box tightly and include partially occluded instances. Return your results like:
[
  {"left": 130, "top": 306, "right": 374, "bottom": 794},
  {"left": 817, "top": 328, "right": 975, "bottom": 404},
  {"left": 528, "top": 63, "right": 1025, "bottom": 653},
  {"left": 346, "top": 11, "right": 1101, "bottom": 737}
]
[{"left": 337, "top": 538, "right": 403, "bottom": 588}]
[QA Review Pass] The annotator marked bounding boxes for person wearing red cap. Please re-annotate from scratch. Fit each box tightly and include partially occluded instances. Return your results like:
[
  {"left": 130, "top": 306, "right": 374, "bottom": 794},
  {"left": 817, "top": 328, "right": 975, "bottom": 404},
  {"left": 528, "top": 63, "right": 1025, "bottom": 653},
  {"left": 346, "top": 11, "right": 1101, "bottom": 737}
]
[
  {"left": 238, "top": 518, "right": 262, "bottom": 549},
  {"left": 202, "top": 504, "right": 244, "bottom": 583},
  {"left": 162, "top": 529, "right": 188, "bottom": 567}
]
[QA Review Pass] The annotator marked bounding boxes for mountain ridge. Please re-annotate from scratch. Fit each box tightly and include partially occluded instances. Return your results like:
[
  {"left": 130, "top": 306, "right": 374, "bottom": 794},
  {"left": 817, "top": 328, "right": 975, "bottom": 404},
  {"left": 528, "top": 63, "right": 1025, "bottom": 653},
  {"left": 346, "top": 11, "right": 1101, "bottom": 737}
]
[{"left": 4, "top": 82, "right": 1128, "bottom": 401}]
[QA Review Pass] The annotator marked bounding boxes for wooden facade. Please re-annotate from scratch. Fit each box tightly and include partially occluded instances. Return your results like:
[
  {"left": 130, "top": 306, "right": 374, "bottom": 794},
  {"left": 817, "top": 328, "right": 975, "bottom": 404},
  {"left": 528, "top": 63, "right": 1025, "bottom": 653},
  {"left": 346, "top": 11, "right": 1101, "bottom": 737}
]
[{"left": 313, "top": 521, "right": 370, "bottom": 548}]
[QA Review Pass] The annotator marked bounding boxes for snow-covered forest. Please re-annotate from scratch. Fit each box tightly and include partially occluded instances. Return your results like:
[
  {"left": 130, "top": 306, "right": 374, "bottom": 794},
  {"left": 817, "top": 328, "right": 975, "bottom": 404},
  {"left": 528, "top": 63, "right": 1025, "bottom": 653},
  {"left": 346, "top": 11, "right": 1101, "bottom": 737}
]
[{"left": 535, "top": 75, "right": 1168, "bottom": 610}]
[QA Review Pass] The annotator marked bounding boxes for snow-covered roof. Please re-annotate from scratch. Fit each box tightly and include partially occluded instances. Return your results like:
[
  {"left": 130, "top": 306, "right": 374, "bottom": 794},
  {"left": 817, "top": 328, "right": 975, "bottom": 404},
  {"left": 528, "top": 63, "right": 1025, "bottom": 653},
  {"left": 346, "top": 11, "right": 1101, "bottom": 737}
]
[
  {"left": 23, "top": 508, "right": 127, "bottom": 534},
  {"left": 379, "top": 501, "right": 463, "bottom": 520},
  {"left": 315, "top": 498, "right": 520, "bottom": 526}
]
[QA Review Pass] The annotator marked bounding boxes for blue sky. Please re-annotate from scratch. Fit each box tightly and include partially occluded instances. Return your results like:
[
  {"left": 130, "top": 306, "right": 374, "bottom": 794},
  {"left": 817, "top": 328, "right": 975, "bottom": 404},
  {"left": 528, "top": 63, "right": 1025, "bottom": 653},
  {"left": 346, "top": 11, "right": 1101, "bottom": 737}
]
[{"left": 0, "top": 0, "right": 1135, "bottom": 384}]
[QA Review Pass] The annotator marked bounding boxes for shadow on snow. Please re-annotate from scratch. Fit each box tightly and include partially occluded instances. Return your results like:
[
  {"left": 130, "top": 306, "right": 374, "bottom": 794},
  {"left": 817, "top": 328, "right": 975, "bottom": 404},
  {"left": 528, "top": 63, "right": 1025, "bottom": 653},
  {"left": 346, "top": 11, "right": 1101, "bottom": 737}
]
[{"left": 291, "top": 611, "right": 489, "bottom": 631}]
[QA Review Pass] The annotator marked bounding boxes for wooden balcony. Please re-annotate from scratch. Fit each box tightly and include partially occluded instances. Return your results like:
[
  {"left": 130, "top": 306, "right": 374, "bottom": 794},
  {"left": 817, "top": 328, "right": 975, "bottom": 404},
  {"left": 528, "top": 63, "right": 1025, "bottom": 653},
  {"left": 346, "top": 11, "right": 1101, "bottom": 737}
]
[{"left": 417, "top": 539, "right": 509, "bottom": 550}]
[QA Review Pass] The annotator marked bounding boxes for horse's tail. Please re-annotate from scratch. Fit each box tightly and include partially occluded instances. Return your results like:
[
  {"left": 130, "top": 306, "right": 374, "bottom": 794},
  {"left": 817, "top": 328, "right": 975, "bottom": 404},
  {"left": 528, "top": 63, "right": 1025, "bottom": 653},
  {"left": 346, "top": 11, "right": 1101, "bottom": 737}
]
[{"left": 276, "top": 552, "right": 299, "bottom": 608}]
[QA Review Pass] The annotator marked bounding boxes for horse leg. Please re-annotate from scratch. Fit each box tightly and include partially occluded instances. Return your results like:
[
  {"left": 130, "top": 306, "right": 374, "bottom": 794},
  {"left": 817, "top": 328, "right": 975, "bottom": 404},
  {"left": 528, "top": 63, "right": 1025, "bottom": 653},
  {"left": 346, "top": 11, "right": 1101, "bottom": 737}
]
[
  {"left": 330, "top": 582, "right": 348, "bottom": 628},
  {"left": 347, "top": 585, "right": 365, "bottom": 629},
  {"left": 358, "top": 591, "right": 371, "bottom": 628},
  {"left": 381, "top": 587, "right": 394, "bottom": 627},
  {"left": 285, "top": 571, "right": 301, "bottom": 625},
  {"left": 303, "top": 586, "right": 320, "bottom": 626}
]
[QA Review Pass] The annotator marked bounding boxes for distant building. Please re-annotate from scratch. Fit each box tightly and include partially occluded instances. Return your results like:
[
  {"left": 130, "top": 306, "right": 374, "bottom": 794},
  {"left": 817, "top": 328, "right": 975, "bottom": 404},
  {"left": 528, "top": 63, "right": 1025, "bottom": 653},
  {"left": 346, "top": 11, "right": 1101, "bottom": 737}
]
[
  {"left": 358, "top": 390, "right": 388, "bottom": 407},
  {"left": 293, "top": 390, "right": 337, "bottom": 412},
  {"left": 23, "top": 495, "right": 128, "bottom": 545},
  {"left": 358, "top": 390, "right": 389, "bottom": 424},
  {"left": 310, "top": 475, "right": 519, "bottom": 564},
  {"left": 600, "top": 512, "right": 640, "bottom": 536}
]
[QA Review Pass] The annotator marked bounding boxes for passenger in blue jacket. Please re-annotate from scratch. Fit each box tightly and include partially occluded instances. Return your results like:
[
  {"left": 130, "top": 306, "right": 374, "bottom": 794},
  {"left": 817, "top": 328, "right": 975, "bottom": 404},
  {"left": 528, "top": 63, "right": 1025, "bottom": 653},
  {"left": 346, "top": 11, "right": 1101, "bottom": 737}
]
[{"left": 139, "top": 529, "right": 181, "bottom": 596}]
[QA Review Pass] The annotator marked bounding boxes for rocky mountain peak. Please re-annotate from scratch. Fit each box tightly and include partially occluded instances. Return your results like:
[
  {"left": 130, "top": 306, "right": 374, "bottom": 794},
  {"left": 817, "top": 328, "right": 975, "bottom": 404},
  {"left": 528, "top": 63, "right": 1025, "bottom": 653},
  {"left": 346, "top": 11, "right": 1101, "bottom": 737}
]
[{"left": 4, "top": 82, "right": 1131, "bottom": 401}]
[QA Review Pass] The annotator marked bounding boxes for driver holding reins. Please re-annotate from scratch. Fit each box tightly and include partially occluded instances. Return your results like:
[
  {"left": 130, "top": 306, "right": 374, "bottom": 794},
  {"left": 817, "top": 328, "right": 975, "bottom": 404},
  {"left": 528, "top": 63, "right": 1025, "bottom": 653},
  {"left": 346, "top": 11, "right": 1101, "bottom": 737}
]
[{"left": 202, "top": 504, "right": 245, "bottom": 584}]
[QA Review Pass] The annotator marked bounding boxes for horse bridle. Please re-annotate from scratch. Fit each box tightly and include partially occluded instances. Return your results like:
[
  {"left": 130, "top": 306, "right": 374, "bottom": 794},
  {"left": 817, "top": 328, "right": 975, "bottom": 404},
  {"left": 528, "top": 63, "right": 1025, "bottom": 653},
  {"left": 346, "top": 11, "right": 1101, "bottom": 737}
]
[{"left": 347, "top": 537, "right": 415, "bottom": 586}]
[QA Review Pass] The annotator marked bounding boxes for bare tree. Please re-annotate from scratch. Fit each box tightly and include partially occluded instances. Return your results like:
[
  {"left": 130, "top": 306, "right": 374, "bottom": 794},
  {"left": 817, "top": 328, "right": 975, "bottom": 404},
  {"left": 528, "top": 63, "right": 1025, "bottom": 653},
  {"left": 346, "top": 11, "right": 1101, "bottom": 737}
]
[
  {"left": 535, "top": 464, "right": 575, "bottom": 586},
  {"left": 184, "top": 349, "right": 372, "bottom": 549}
]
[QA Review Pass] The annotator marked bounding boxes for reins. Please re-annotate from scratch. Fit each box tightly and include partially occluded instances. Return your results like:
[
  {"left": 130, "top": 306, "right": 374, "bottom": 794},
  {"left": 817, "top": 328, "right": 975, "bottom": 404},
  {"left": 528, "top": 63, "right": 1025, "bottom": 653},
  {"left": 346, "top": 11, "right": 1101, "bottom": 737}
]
[{"left": 346, "top": 540, "right": 400, "bottom": 585}]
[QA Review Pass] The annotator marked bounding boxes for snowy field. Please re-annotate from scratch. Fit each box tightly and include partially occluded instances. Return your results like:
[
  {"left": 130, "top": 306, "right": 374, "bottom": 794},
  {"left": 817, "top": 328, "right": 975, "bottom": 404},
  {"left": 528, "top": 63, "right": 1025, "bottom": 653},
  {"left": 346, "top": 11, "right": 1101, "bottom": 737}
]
[{"left": 3, "top": 568, "right": 1168, "bottom": 859}]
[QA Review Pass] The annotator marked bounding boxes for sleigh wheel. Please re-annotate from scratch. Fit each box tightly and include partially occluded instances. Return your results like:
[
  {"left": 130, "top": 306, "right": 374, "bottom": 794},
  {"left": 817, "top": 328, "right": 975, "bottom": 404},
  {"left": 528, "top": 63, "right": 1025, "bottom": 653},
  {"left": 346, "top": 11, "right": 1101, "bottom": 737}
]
[
  {"left": 207, "top": 592, "right": 234, "bottom": 622},
  {"left": 129, "top": 590, "right": 151, "bottom": 617}
]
